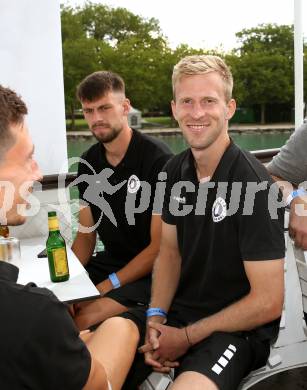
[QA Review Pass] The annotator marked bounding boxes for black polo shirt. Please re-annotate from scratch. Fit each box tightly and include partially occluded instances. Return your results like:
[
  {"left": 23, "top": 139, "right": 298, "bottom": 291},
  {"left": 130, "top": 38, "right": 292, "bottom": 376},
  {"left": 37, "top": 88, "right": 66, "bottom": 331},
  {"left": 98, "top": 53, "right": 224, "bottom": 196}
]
[
  {"left": 0, "top": 262, "right": 91, "bottom": 390},
  {"left": 162, "top": 142, "right": 285, "bottom": 341},
  {"left": 77, "top": 129, "right": 172, "bottom": 263}
]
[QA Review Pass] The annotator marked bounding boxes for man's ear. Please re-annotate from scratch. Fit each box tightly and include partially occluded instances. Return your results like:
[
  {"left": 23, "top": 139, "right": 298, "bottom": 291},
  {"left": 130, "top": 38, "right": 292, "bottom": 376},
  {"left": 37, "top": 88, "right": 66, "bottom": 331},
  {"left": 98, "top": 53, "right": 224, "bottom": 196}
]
[
  {"left": 123, "top": 98, "right": 131, "bottom": 116},
  {"left": 226, "top": 99, "right": 236, "bottom": 120},
  {"left": 171, "top": 100, "right": 177, "bottom": 121}
]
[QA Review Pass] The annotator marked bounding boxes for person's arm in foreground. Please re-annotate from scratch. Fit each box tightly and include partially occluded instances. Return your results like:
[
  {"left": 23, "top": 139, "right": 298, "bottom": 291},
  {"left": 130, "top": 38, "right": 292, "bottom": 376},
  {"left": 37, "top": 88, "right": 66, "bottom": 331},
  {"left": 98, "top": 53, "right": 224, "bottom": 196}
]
[
  {"left": 83, "top": 356, "right": 108, "bottom": 390},
  {"left": 72, "top": 205, "right": 97, "bottom": 266},
  {"left": 267, "top": 122, "right": 307, "bottom": 249},
  {"left": 34, "top": 300, "right": 138, "bottom": 390},
  {"left": 28, "top": 300, "right": 108, "bottom": 390},
  {"left": 140, "top": 258, "right": 284, "bottom": 372},
  {"left": 270, "top": 175, "right": 307, "bottom": 250},
  {"left": 79, "top": 330, "right": 109, "bottom": 390},
  {"left": 95, "top": 214, "right": 162, "bottom": 295},
  {"left": 140, "top": 221, "right": 183, "bottom": 371},
  {"left": 83, "top": 317, "right": 140, "bottom": 390}
]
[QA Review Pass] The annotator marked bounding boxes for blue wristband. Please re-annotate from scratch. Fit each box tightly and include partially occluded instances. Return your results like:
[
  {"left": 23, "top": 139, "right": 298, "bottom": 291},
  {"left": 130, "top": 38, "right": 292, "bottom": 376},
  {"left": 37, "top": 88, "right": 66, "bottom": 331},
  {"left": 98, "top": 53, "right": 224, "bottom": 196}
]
[
  {"left": 286, "top": 188, "right": 307, "bottom": 207},
  {"left": 108, "top": 272, "right": 121, "bottom": 289},
  {"left": 146, "top": 308, "right": 167, "bottom": 318}
]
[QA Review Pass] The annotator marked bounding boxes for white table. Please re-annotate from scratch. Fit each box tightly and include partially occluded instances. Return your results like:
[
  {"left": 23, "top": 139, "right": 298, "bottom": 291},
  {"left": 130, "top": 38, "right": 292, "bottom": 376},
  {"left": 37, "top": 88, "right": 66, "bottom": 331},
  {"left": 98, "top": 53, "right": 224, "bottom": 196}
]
[{"left": 12, "top": 236, "right": 100, "bottom": 303}]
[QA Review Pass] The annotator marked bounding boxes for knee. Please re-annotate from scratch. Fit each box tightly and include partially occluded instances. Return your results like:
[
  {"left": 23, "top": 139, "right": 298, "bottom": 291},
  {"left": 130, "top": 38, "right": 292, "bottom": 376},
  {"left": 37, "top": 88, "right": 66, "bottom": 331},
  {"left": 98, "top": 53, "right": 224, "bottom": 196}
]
[
  {"left": 74, "top": 313, "right": 89, "bottom": 331},
  {"left": 103, "top": 316, "right": 140, "bottom": 343},
  {"left": 171, "top": 372, "right": 219, "bottom": 390}
]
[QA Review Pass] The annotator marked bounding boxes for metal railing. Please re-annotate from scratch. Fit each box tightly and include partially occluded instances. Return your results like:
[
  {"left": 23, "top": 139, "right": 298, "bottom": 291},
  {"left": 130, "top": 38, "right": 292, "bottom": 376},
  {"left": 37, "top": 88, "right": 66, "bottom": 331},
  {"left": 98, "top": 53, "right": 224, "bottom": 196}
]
[{"left": 39, "top": 148, "right": 280, "bottom": 190}]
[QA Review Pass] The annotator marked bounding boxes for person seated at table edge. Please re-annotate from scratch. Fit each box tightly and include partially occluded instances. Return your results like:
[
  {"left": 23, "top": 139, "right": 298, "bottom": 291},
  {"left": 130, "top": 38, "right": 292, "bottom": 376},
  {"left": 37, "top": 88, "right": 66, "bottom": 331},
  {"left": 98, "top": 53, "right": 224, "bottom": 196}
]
[
  {"left": 0, "top": 85, "right": 139, "bottom": 390},
  {"left": 71, "top": 70, "right": 173, "bottom": 330},
  {"left": 267, "top": 122, "right": 307, "bottom": 250},
  {"left": 118, "top": 54, "right": 285, "bottom": 390}
]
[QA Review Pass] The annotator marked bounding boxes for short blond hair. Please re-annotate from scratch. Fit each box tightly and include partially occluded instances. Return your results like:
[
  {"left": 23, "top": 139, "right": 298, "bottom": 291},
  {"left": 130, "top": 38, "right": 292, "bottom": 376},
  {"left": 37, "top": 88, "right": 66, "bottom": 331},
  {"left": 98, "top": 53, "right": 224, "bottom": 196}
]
[{"left": 172, "top": 55, "right": 233, "bottom": 102}]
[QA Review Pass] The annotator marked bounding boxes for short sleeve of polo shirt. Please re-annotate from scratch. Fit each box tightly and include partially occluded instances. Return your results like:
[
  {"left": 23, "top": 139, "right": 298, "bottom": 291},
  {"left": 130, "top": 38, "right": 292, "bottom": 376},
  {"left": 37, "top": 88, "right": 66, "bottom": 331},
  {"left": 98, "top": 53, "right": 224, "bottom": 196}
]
[
  {"left": 161, "top": 160, "right": 177, "bottom": 225},
  {"left": 18, "top": 299, "right": 91, "bottom": 390},
  {"left": 267, "top": 122, "right": 307, "bottom": 186},
  {"left": 237, "top": 182, "right": 285, "bottom": 261},
  {"left": 151, "top": 157, "right": 172, "bottom": 215}
]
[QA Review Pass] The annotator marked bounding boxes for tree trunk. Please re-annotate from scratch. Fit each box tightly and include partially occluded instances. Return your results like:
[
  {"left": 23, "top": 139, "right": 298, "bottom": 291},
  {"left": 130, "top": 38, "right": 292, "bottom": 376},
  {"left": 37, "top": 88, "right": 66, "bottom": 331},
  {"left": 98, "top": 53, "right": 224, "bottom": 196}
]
[{"left": 260, "top": 103, "right": 265, "bottom": 124}]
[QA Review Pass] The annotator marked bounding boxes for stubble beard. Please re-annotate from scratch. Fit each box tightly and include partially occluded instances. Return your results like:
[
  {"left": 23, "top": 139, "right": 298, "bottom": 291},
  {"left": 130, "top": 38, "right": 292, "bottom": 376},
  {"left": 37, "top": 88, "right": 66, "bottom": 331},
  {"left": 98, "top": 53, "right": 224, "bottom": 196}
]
[
  {"left": 92, "top": 125, "right": 123, "bottom": 144},
  {"left": 184, "top": 120, "right": 226, "bottom": 152}
]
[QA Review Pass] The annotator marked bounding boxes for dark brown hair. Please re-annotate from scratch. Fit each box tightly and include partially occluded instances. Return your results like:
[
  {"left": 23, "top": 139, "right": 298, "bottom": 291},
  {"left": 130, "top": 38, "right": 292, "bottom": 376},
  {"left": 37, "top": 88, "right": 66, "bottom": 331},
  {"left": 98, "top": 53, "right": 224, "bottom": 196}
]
[
  {"left": 0, "top": 85, "right": 27, "bottom": 160},
  {"left": 76, "top": 71, "right": 125, "bottom": 102}
]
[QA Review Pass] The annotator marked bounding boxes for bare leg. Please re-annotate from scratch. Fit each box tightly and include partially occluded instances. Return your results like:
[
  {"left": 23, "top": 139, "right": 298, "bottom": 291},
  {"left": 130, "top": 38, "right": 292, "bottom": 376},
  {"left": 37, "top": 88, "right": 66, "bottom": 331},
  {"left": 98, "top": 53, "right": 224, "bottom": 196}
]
[
  {"left": 83, "top": 356, "right": 109, "bottom": 390},
  {"left": 74, "top": 297, "right": 128, "bottom": 330},
  {"left": 169, "top": 371, "right": 219, "bottom": 390},
  {"left": 85, "top": 317, "right": 140, "bottom": 390}
]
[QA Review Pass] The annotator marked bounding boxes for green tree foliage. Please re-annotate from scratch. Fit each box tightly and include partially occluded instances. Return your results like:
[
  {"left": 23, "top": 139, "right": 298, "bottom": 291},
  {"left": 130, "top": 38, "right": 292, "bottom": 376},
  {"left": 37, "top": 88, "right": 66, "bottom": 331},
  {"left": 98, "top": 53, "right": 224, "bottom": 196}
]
[
  {"left": 61, "top": 4, "right": 304, "bottom": 126},
  {"left": 61, "top": 5, "right": 101, "bottom": 128},
  {"left": 233, "top": 24, "right": 294, "bottom": 123},
  {"left": 61, "top": 2, "right": 174, "bottom": 117},
  {"left": 110, "top": 38, "right": 171, "bottom": 111},
  {"left": 236, "top": 23, "right": 294, "bottom": 58},
  {"left": 238, "top": 54, "right": 293, "bottom": 123},
  {"left": 79, "top": 2, "right": 162, "bottom": 45},
  {"left": 225, "top": 54, "right": 248, "bottom": 106}
]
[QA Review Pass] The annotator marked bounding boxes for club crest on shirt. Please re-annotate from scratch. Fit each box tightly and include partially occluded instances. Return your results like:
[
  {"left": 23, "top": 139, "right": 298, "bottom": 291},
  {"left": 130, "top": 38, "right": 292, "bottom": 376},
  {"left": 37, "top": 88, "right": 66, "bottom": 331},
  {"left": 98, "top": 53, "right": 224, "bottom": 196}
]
[
  {"left": 127, "top": 174, "right": 141, "bottom": 194},
  {"left": 212, "top": 197, "right": 227, "bottom": 222}
]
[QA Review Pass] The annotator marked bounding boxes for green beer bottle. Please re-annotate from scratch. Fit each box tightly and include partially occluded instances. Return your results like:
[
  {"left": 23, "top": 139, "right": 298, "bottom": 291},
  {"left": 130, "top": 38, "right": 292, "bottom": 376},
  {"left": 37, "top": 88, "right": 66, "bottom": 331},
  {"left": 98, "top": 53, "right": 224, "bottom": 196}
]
[{"left": 46, "top": 211, "right": 69, "bottom": 282}]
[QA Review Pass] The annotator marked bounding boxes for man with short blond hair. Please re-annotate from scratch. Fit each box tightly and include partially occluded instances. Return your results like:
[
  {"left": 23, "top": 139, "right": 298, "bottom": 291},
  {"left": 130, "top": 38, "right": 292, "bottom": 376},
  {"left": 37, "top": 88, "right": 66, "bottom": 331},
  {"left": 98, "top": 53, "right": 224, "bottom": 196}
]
[
  {"left": 172, "top": 54, "right": 233, "bottom": 101},
  {"left": 120, "top": 55, "right": 285, "bottom": 390}
]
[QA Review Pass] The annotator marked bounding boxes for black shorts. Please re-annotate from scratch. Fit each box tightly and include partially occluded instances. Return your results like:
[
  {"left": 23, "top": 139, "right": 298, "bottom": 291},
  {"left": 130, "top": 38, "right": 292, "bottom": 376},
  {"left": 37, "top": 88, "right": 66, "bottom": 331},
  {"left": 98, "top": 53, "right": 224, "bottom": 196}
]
[
  {"left": 85, "top": 251, "right": 151, "bottom": 308},
  {"left": 120, "top": 307, "right": 270, "bottom": 390}
]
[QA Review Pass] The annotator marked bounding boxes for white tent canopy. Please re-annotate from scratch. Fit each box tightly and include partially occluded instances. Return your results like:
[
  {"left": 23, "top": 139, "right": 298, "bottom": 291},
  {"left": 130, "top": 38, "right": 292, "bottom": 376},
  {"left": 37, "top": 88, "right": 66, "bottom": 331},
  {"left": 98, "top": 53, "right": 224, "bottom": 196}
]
[{"left": 0, "top": 0, "right": 68, "bottom": 175}]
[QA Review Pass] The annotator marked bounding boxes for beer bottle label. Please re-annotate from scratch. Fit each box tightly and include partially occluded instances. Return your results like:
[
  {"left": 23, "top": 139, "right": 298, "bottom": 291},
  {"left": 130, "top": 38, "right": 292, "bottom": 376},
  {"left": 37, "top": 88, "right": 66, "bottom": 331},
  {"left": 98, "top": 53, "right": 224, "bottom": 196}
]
[
  {"left": 52, "top": 247, "right": 68, "bottom": 277},
  {"left": 48, "top": 217, "right": 59, "bottom": 231}
]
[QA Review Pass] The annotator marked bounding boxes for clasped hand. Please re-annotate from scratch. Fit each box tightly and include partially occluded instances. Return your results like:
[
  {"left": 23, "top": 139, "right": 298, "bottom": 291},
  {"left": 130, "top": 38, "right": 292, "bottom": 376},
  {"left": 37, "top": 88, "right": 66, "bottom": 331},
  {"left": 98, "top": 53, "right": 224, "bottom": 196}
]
[{"left": 138, "top": 322, "right": 190, "bottom": 373}]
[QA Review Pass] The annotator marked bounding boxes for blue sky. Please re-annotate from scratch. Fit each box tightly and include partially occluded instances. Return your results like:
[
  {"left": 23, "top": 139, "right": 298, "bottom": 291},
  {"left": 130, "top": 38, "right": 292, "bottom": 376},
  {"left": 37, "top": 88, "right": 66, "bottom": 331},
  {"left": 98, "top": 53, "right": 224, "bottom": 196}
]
[{"left": 63, "top": 0, "right": 306, "bottom": 51}]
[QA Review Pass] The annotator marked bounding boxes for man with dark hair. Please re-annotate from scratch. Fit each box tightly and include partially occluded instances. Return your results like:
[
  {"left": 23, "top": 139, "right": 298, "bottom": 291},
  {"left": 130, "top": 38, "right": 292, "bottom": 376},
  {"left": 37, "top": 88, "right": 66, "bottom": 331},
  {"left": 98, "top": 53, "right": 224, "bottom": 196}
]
[
  {"left": 72, "top": 70, "right": 173, "bottom": 330},
  {"left": 76, "top": 71, "right": 125, "bottom": 102},
  {"left": 0, "top": 85, "right": 139, "bottom": 390},
  {"left": 0, "top": 85, "right": 33, "bottom": 226},
  {"left": 0, "top": 85, "right": 27, "bottom": 161}
]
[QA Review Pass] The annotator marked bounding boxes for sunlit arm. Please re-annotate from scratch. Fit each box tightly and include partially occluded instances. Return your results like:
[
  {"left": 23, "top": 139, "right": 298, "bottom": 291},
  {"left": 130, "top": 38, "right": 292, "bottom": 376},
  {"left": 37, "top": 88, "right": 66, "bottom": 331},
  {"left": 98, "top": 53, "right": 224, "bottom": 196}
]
[
  {"left": 116, "top": 214, "right": 162, "bottom": 286},
  {"left": 271, "top": 174, "right": 307, "bottom": 250},
  {"left": 71, "top": 206, "right": 97, "bottom": 266},
  {"left": 186, "top": 259, "right": 284, "bottom": 345},
  {"left": 150, "top": 221, "right": 182, "bottom": 313}
]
